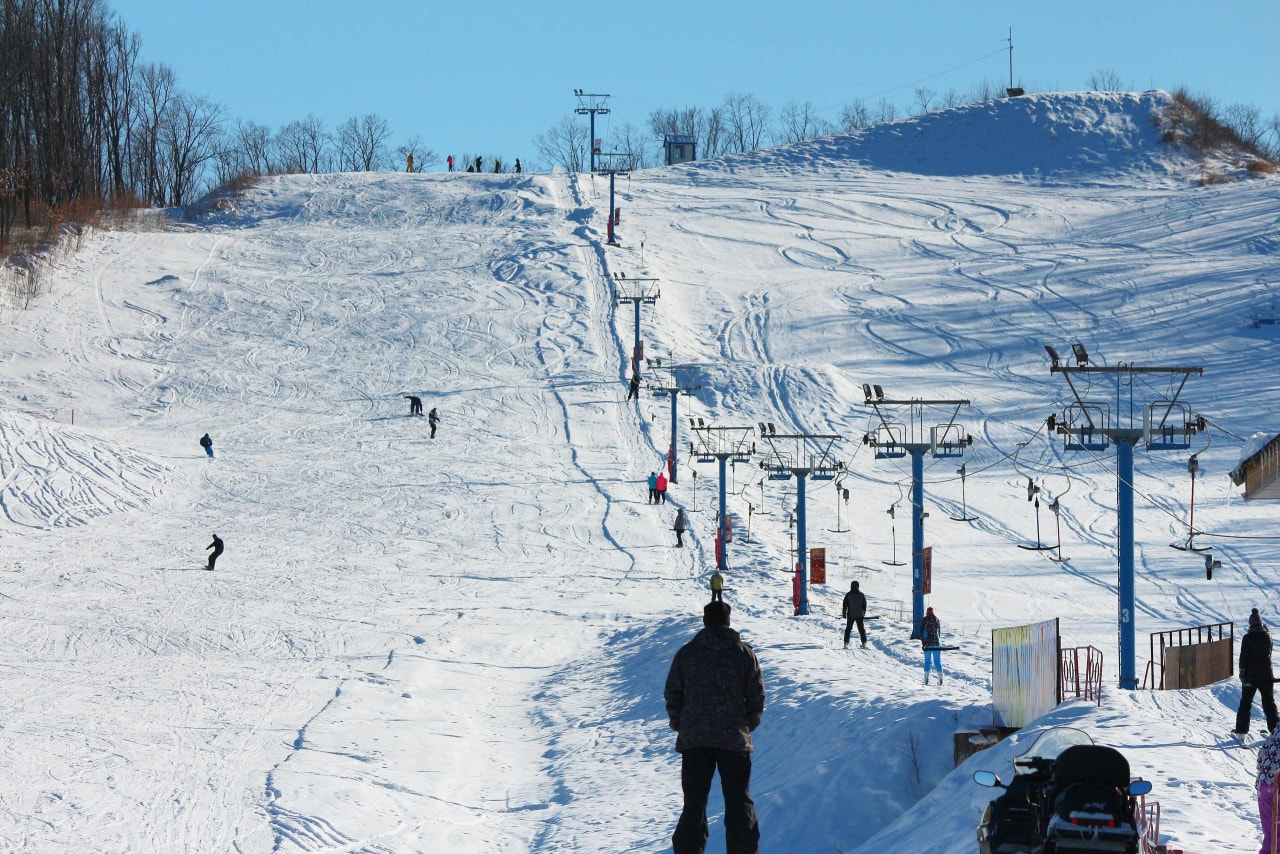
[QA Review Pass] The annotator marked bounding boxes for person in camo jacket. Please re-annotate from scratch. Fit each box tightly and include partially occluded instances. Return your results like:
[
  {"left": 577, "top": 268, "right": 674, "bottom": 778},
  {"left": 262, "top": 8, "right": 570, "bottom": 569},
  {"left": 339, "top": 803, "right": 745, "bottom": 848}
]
[{"left": 665, "top": 601, "right": 765, "bottom": 854}]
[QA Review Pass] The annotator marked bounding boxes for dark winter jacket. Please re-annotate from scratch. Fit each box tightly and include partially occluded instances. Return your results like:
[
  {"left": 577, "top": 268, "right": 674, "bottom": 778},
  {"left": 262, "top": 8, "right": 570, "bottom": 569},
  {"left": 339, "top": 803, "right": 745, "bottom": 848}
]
[
  {"left": 842, "top": 589, "right": 867, "bottom": 620},
  {"left": 664, "top": 625, "right": 765, "bottom": 753},
  {"left": 920, "top": 614, "right": 941, "bottom": 648},
  {"left": 1240, "top": 625, "right": 1274, "bottom": 685},
  {"left": 199, "top": 433, "right": 212, "bottom": 449},
  {"left": 674, "top": 509, "right": 687, "bottom": 532}
]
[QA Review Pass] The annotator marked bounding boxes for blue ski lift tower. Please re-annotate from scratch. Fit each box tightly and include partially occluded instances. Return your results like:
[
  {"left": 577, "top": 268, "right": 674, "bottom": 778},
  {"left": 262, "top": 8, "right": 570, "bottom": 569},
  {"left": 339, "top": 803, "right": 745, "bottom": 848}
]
[
  {"left": 1044, "top": 343, "right": 1204, "bottom": 690},
  {"left": 691, "top": 421, "right": 756, "bottom": 570},
  {"left": 612, "top": 273, "right": 660, "bottom": 378},
  {"left": 861, "top": 384, "right": 973, "bottom": 638},
  {"left": 574, "top": 90, "right": 610, "bottom": 174},
  {"left": 646, "top": 358, "right": 701, "bottom": 485},
  {"left": 757, "top": 423, "right": 843, "bottom": 616}
]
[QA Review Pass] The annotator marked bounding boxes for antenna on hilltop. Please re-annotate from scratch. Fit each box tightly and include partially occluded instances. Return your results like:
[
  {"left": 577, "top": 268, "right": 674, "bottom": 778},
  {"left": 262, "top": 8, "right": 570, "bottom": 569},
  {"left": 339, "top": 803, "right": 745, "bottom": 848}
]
[{"left": 1006, "top": 28, "right": 1024, "bottom": 97}]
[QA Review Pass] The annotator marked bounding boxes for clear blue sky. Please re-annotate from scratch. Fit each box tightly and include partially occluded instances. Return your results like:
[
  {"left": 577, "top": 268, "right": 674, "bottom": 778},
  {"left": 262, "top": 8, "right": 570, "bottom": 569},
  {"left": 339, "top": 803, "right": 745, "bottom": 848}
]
[{"left": 110, "top": 0, "right": 1280, "bottom": 169}]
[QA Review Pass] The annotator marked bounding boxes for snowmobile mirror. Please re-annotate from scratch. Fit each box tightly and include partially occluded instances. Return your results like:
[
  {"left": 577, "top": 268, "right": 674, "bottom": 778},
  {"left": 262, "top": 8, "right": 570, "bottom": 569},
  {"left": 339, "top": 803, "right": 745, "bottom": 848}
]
[
  {"left": 1128, "top": 779, "right": 1152, "bottom": 796},
  {"left": 972, "top": 770, "right": 1003, "bottom": 788}
]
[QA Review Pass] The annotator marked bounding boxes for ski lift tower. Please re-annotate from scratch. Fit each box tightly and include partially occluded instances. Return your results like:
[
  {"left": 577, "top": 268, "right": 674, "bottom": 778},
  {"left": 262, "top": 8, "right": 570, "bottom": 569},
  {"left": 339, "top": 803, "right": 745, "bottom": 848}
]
[
  {"left": 757, "top": 423, "right": 843, "bottom": 616},
  {"left": 612, "top": 273, "right": 660, "bottom": 378},
  {"left": 1044, "top": 343, "right": 1204, "bottom": 690},
  {"left": 595, "top": 152, "right": 631, "bottom": 245},
  {"left": 573, "top": 89, "right": 610, "bottom": 174},
  {"left": 861, "top": 383, "right": 973, "bottom": 638},
  {"left": 691, "top": 420, "right": 756, "bottom": 569},
  {"left": 646, "top": 358, "right": 701, "bottom": 484}
]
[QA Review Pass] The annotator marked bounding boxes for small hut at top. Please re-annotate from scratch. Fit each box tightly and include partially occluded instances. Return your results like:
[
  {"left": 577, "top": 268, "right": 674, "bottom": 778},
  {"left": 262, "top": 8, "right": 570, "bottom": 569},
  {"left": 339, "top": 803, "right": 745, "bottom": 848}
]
[{"left": 1230, "top": 433, "right": 1280, "bottom": 500}]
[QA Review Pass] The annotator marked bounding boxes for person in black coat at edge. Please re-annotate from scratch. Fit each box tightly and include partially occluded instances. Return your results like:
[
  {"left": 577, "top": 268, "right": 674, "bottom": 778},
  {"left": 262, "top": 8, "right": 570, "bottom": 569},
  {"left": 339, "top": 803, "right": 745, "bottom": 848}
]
[
  {"left": 1237, "top": 607, "right": 1279, "bottom": 734},
  {"left": 665, "top": 601, "right": 765, "bottom": 854},
  {"left": 842, "top": 581, "right": 868, "bottom": 648}
]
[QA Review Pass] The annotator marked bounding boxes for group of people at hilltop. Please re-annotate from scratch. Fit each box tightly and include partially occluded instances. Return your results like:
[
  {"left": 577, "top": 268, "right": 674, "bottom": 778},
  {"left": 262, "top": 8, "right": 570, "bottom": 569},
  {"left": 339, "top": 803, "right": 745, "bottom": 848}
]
[{"left": 430, "top": 154, "right": 521, "bottom": 174}]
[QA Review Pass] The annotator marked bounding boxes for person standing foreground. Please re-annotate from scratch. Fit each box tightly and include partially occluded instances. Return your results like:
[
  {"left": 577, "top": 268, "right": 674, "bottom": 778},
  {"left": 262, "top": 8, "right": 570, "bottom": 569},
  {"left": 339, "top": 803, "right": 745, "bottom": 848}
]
[{"left": 665, "top": 601, "right": 764, "bottom": 854}]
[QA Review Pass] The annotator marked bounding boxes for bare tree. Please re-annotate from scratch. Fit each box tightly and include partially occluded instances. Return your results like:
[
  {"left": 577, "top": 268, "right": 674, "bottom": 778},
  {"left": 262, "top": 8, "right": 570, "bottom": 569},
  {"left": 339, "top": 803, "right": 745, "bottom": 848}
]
[
  {"left": 337, "top": 113, "right": 392, "bottom": 172},
  {"left": 839, "top": 99, "right": 871, "bottom": 132},
  {"left": 131, "top": 62, "right": 178, "bottom": 205},
  {"left": 913, "top": 87, "right": 936, "bottom": 115},
  {"left": 396, "top": 135, "right": 438, "bottom": 172},
  {"left": 1224, "top": 103, "right": 1266, "bottom": 150},
  {"left": 534, "top": 114, "right": 588, "bottom": 172},
  {"left": 722, "top": 92, "right": 771, "bottom": 154},
  {"left": 1267, "top": 113, "right": 1280, "bottom": 160},
  {"left": 276, "top": 114, "right": 330, "bottom": 173},
  {"left": 939, "top": 88, "right": 963, "bottom": 110},
  {"left": 235, "top": 120, "right": 275, "bottom": 175},
  {"left": 777, "top": 100, "right": 833, "bottom": 144},
  {"left": 873, "top": 98, "right": 898, "bottom": 124},
  {"left": 1087, "top": 68, "right": 1126, "bottom": 92},
  {"left": 608, "top": 122, "right": 652, "bottom": 170},
  {"left": 161, "top": 92, "right": 225, "bottom": 206}
]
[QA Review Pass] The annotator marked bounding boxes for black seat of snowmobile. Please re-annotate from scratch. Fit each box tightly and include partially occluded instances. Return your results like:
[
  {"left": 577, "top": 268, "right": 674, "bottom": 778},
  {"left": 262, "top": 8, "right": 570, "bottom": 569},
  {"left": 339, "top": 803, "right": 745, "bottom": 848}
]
[{"left": 1051, "top": 744, "right": 1130, "bottom": 789}]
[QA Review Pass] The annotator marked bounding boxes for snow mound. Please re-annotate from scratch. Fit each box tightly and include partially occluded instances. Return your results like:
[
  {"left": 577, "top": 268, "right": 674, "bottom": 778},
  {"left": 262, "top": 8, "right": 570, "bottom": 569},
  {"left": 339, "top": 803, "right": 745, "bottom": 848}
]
[
  {"left": 0, "top": 411, "right": 167, "bottom": 530},
  {"left": 684, "top": 90, "right": 1196, "bottom": 184}
]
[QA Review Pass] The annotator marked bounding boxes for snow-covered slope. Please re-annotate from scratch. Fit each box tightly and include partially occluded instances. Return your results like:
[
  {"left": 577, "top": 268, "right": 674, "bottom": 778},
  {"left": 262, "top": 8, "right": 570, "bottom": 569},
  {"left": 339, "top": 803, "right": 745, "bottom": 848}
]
[{"left": 0, "top": 92, "right": 1277, "bottom": 852}]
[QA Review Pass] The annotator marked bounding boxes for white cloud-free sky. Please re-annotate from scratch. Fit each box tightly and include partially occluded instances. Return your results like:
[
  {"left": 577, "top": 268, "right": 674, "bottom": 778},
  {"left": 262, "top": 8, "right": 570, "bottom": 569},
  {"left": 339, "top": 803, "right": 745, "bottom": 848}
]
[{"left": 109, "top": 0, "right": 1280, "bottom": 168}]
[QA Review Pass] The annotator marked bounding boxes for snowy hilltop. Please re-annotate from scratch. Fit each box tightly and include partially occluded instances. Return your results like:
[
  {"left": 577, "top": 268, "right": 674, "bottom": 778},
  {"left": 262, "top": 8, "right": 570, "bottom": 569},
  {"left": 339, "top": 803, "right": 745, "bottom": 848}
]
[{"left": 0, "top": 91, "right": 1278, "bottom": 852}]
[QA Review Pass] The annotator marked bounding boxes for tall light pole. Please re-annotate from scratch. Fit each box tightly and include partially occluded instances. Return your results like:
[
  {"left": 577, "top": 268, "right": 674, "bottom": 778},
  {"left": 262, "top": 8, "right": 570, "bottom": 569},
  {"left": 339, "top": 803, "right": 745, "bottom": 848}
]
[
  {"left": 862, "top": 383, "right": 972, "bottom": 638},
  {"left": 1044, "top": 343, "right": 1203, "bottom": 689},
  {"left": 573, "top": 89, "right": 610, "bottom": 174}
]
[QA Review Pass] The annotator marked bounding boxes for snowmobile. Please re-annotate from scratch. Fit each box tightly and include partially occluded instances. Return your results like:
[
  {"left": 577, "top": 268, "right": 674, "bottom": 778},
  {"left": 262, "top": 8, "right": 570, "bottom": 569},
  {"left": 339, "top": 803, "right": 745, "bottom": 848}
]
[{"left": 972, "top": 727, "right": 1152, "bottom": 854}]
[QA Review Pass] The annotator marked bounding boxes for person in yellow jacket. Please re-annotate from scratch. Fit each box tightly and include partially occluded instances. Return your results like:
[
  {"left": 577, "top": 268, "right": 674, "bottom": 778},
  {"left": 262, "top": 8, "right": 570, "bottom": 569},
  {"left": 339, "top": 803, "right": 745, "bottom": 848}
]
[
  {"left": 406, "top": 153, "right": 415, "bottom": 173},
  {"left": 709, "top": 570, "right": 724, "bottom": 603}
]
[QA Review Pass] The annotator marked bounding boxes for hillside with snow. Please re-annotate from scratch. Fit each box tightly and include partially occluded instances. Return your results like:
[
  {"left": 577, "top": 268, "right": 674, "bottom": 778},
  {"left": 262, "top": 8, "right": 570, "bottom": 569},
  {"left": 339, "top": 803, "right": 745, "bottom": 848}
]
[{"left": 1, "top": 90, "right": 1278, "bottom": 852}]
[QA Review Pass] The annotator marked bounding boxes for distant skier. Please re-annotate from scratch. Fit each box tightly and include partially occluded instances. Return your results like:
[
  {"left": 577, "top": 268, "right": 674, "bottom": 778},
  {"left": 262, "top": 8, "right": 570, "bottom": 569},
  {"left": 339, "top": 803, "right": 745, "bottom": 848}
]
[
  {"left": 1236, "top": 608, "right": 1279, "bottom": 735},
  {"left": 475, "top": 155, "right": 482, "bottom": 173},
  {"left": 406, "top": 153, "right": 415, "bottom": 173},
  {"left": 405, "top": 395, "right": 423, "bottom": 416},
  {"left": 428, "top": 407, "right": 439, "bottom": 439},
  {"left": 674, "top": 508, "right": 688, "bottom": 547},
  {"left": 841, "top": 581, "right": 868, "bottom": 648},
  {"left": 920, "top": 606, "right": 943, "bottom": 685},
  {"left": 493, "top": 158, "right": 502, "bottom": 173},
  {"left": 709, "top": 570, "right": 724, "bottom": 603},
  {"left": 514, "top": 158, "right": 522, "bottom": 174},
  {"left": 199, "top": 432, "right": 214, "bottom": 459},
  {"left": 447, "top": 154, "right": 454, "bottom": 172},
  {"left": 647, "top": 472, "right": 659, "bottom": 505},
  {"left": 656, "top": 470, "right": 669, "bottom": 504},
  {"left": 205, "top": 533, "right": 224, "bottom": 571},
  {"left": 625, "top": 372, "right": 640, "bottom": 401}
]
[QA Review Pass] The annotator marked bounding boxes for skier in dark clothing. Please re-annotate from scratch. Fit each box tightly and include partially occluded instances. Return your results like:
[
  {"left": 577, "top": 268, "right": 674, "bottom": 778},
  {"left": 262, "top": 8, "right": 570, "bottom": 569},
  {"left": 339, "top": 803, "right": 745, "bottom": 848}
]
[
  {"left": 1237, "top": 608, "right": 1279, "bottom": 734},
  {"left": 405, "top": 395, "right": 423, "bottom": 416},
  {"left": 841, "top": 581, "right": 868, "bottom": 648},
  {"left": 626, "top": 372, "right": 641, "bottom": 401},
  {"left": 665, "top": 601, "right": 764, "bottom": 854},
  {"left": 674, "top": 508, "right": 688, "bottom": 547},
  {"left": 206, "top": 534, "right": 224, "bottom": 571},
  {"left": 475, "top": 156, "right": 482, "bottom": 173},
  {"left": 428, "top": 407, "right": 439, "bottom": 439},
  {"left": 514, "top": 159, "right": 522, "bottom": 174},
  {"left": 199, "top": 432, "right": 214, "bottom": 458}
]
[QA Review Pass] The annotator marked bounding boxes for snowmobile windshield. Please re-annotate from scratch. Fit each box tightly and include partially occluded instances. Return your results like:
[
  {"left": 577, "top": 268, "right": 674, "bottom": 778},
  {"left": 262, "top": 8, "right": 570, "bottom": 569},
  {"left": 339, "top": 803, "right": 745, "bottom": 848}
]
[{"left": 1012, "top": 727, "right": 1094, "bottom": 774}]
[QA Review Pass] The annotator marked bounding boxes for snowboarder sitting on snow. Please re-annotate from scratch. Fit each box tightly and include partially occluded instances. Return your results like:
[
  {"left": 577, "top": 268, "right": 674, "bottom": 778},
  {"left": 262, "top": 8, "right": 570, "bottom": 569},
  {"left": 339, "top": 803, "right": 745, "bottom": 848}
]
[
  {"left": 920, "top": 606, "right": 943, "bottom": 685},
  {"left": 405, "top": 395, "right": 423, "bottom": 416},
  {"left": 206, "top": 533, "right": 224, "bottom": 571},
  {"left": 199, "top": 432, "right": 214, "bottom": 458},
  {"left": 1236, "top": 607, "right": 1279, "bottom": 735},
  {"left": 842, "top": 581, "right": 868, "bottom": 648},
  {"left": 428, "top": 407, "right": 439, "bottom": 438},
  {"left": 674, "top": 508, "right": 688, "bottom": 548},
  {"left": 664, "top": 601, "right": 764, "bottom": 854}
]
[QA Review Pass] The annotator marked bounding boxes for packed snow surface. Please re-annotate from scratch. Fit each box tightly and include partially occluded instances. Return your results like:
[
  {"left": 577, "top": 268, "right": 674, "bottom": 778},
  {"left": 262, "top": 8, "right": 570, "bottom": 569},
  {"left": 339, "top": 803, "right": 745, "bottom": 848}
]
[{"left": 1, "top": 91, "right": 1278, "bottom": 852}]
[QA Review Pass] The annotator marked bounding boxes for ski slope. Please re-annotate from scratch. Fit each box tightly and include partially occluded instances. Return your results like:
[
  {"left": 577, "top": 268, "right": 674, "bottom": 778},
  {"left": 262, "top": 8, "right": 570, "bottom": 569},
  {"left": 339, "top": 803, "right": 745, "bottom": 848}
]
[{"left": 1, "top": 90, "right": 1278, "bottom": 852}]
